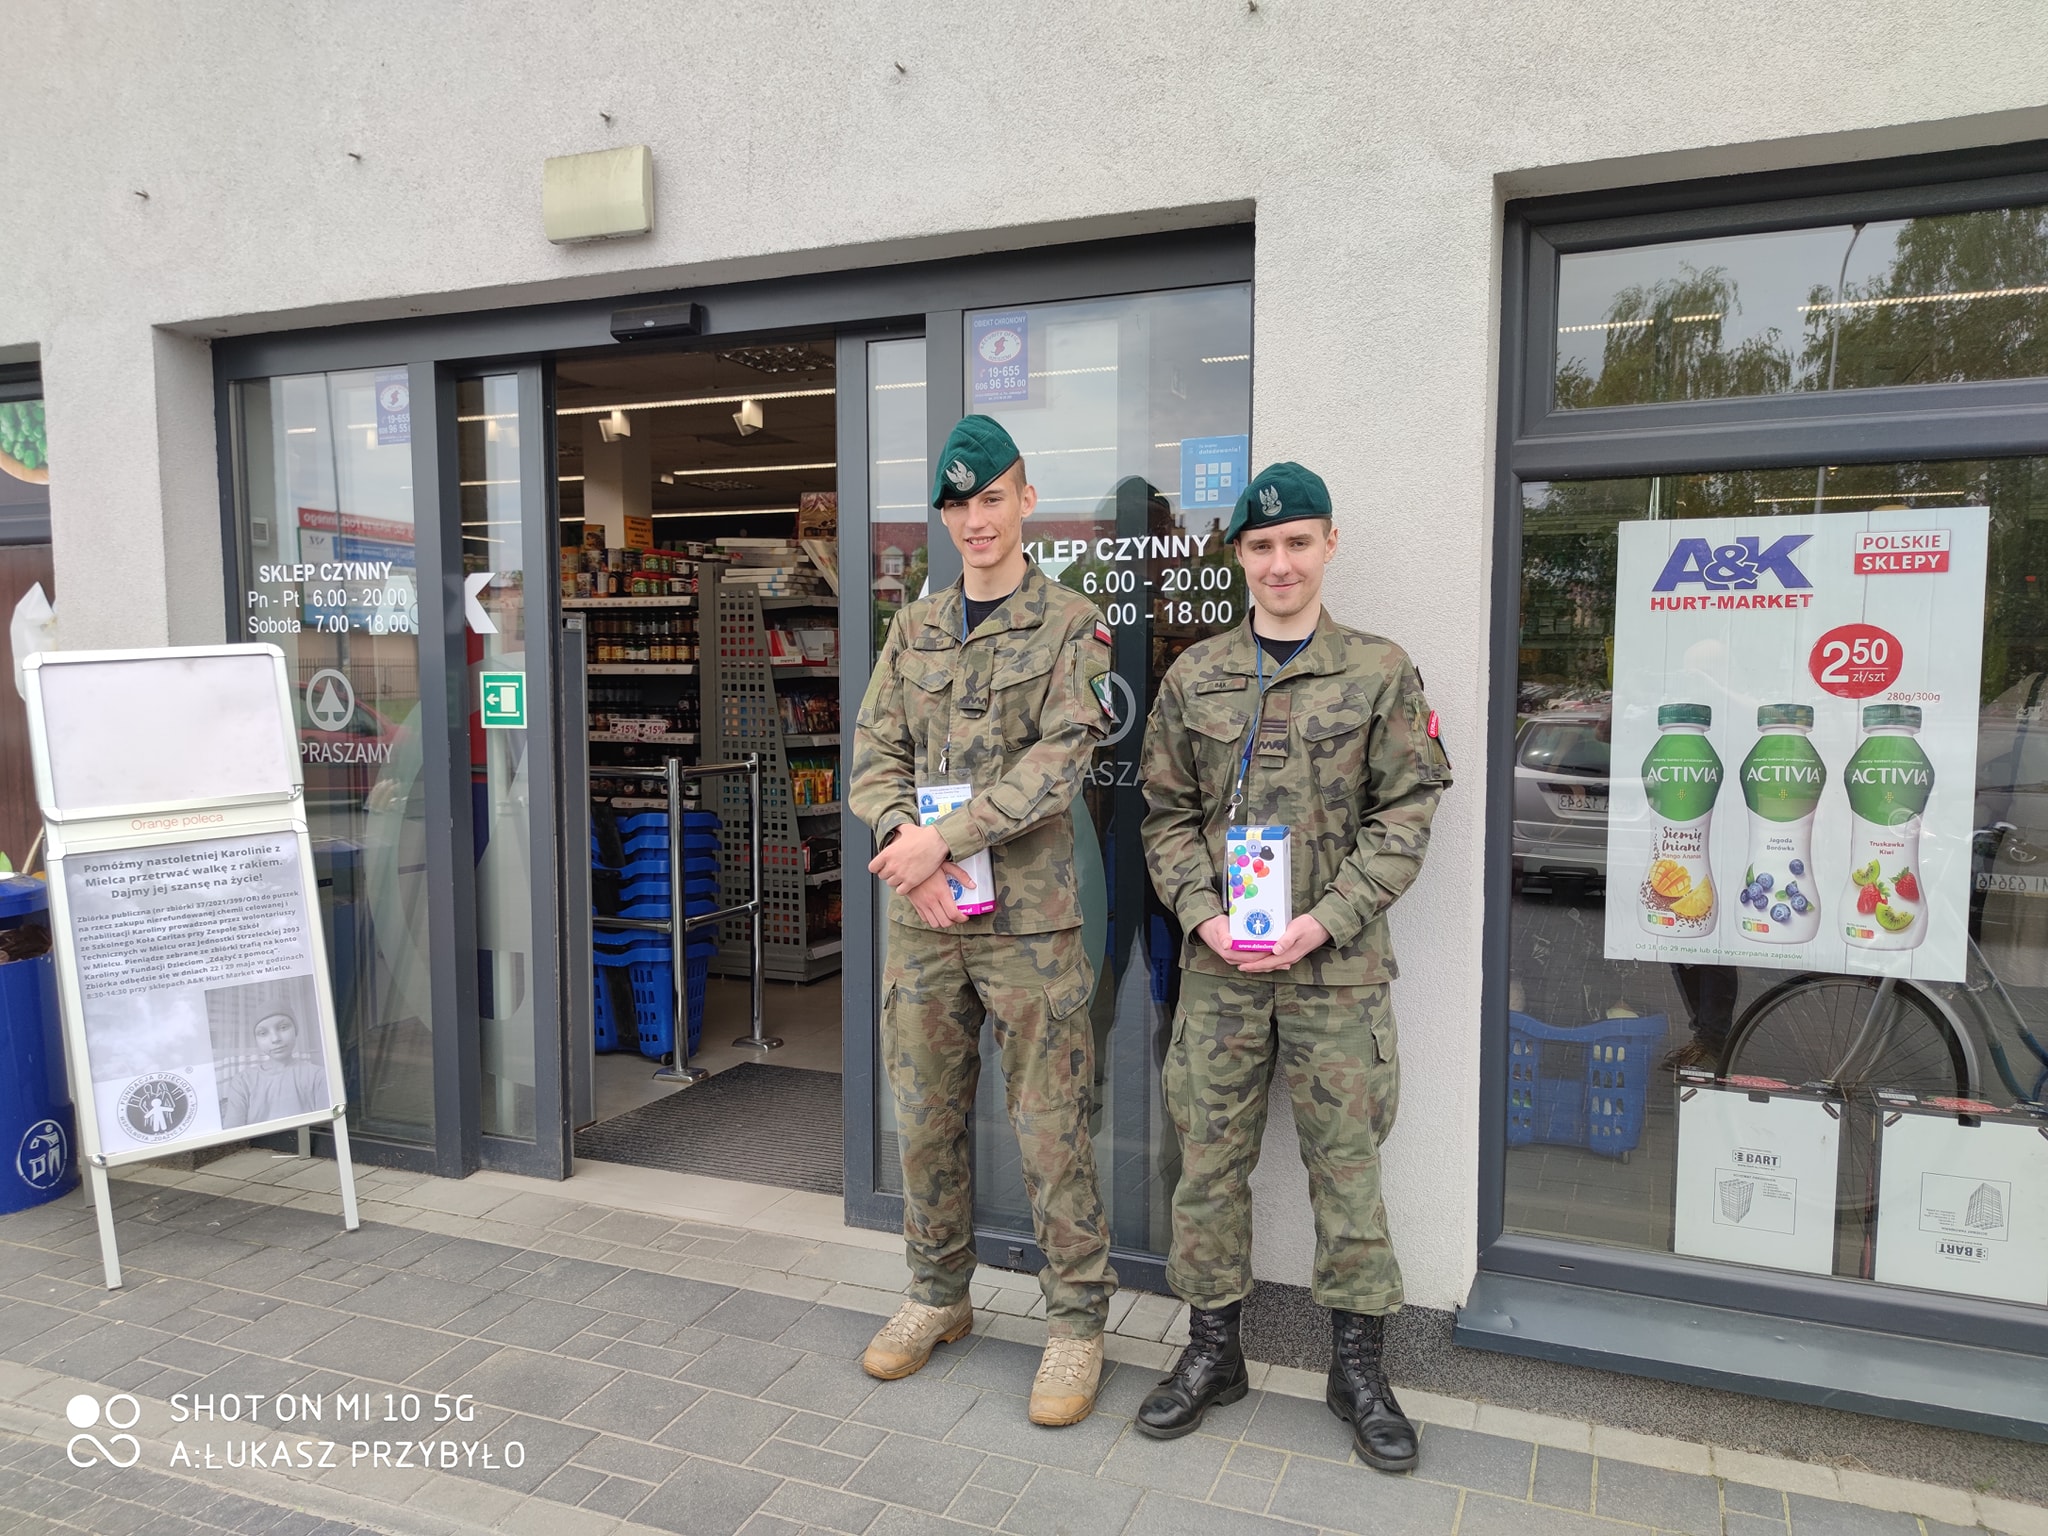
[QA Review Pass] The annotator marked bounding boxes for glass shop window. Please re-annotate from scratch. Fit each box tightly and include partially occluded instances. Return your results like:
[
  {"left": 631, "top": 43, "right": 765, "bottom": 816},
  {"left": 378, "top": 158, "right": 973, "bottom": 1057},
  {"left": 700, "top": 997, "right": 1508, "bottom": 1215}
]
[
  {"left": 1554, "top": 204, "right": 2048, "bottom": 408},
  {"left": 1507, "top": 456, "right": 2048, "bottom": 1310}
]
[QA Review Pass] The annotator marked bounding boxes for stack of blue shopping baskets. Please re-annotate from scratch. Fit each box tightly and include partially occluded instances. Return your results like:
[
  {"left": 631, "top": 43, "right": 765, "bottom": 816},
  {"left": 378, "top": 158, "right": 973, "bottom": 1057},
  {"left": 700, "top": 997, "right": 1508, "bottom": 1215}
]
[
  {"left": 593, "top": 810, "right": 722, "bottom": 1061},
  {"left": 1504, "top": 1011, "right": 1667, "bottom": 1159}
]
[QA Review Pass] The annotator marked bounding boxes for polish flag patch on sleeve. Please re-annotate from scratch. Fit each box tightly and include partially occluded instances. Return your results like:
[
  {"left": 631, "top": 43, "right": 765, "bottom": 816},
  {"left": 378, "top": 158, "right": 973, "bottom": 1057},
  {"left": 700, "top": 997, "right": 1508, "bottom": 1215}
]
[{"left": 1093, "top": 621, "right": 1113, "bottom": 647}]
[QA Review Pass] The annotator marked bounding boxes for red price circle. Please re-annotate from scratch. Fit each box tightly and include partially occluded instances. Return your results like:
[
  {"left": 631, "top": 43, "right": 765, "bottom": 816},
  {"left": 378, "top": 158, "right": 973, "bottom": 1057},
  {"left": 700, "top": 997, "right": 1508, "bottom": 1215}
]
[{"left": 1808, "top": 623, "right": 1903, "bottom": 699}]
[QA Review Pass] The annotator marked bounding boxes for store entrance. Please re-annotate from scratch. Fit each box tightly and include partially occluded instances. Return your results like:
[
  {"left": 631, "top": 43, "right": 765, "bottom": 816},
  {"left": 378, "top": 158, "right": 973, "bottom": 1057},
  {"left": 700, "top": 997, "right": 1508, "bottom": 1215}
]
[{"left": 555, "top": 339, "right": 847, "bottom": 1195}]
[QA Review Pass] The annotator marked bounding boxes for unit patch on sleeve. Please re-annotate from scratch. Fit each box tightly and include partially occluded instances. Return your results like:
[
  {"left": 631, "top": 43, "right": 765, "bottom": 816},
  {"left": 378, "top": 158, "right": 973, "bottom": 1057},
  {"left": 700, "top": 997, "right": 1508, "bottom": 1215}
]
[{"left": 1090, "top": 672, "right": 1117, "bottom": 722}]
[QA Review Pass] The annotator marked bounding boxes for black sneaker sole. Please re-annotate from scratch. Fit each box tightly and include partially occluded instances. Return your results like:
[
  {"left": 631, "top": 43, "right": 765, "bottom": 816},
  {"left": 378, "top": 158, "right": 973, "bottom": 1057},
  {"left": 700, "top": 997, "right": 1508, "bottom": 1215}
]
[
  {"left": 1325, "top": 1386, "right": 1417, "bottom": 1474},
  {"left": 1133, "top": 1375, "right": 1249, "bottom": 1441}
]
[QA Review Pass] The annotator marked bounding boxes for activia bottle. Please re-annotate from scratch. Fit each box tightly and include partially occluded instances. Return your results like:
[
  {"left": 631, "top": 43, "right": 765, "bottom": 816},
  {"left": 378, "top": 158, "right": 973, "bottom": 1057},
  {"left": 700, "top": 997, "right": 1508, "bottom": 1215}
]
[
  {"left": 1737, "top": 704, "right": 1826, "bottom": 944},
  {"left": 1639, "top": 703, "right": 1722, "bottom": 938},
  {"left": 1842, "top": 703, "right": 1933, "bottom": 951}
]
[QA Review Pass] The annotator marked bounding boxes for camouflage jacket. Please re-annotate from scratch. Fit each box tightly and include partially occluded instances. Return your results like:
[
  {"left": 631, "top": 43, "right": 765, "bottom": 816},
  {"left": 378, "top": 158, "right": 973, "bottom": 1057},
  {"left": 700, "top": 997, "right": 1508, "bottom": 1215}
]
[
  {"left": 851, "top": 561, "right": 1111, "bottom": 935},
  {"left": 1139, "top": 612, "right": 1450, "bottom": 983}
]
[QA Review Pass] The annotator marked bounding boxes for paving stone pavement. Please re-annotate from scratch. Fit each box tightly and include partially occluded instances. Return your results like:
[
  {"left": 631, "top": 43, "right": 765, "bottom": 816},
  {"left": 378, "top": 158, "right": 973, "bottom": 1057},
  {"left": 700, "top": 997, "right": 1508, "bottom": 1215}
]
[{"left": 0, "top": 1160, "right": 2039, "bottom": 1536}]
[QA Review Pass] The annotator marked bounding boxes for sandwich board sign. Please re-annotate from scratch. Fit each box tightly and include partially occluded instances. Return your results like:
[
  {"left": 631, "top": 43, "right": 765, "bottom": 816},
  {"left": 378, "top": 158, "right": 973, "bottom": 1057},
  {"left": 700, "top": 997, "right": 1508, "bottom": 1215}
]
[{"left": 21, "top": 643, "right": 359, "bottom": 1288}]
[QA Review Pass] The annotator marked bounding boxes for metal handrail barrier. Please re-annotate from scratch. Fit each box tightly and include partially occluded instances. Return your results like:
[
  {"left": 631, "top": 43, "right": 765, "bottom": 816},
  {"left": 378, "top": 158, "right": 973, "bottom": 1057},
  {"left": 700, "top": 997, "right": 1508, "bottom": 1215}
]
[{"left": 590, "top": 753, "right": 771, "bottom": 1084}]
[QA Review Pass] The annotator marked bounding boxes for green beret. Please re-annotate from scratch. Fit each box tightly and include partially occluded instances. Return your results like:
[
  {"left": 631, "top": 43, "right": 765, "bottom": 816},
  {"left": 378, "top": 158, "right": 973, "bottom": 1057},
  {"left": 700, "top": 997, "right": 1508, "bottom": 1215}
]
[
  {"left": 1224, "top": 461, "right": 1333, "bottom": 542},
  {"left": 932, "top": 415, "right": 1022, "bottom": 508}
]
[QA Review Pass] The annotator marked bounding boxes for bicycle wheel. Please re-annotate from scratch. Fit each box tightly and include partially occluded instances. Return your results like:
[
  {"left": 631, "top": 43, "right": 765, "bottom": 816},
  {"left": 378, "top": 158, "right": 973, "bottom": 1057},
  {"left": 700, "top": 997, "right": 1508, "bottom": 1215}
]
[
  {"left": 1722, "top": 975, "right": 1966, "bottom": 1277},
  {"left": 1721, "top": 975, "right": 1966, "bottom": 1099}
]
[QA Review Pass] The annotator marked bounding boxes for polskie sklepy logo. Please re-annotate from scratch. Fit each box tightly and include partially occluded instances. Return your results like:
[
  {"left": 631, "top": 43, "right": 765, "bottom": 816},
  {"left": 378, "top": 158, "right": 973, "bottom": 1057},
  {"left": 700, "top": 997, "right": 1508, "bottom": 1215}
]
[{"left": 1649, "top": 534, "right": 1813, "bottom": 612}]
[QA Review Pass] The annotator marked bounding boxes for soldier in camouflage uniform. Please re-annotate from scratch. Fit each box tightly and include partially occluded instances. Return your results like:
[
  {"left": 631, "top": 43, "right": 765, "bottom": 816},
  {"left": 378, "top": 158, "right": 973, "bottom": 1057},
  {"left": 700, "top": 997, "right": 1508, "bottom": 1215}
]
[
  {"left": 848, "top": 414, "right": 1119, "bottom": 1426},
  {"left": 1135, "top": 462, "right": 1450, "bottom": 1472}
]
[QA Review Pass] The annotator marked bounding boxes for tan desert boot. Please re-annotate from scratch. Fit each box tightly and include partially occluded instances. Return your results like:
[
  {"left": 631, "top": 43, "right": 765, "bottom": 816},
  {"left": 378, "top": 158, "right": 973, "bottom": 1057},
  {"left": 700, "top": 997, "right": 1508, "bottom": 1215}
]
[
  {"left": 1028, "top": 1331, "right": 1103, "bottom": 1426},
  {"left": 861, "top": 1297, "right": 973, "bottom": 1380}
]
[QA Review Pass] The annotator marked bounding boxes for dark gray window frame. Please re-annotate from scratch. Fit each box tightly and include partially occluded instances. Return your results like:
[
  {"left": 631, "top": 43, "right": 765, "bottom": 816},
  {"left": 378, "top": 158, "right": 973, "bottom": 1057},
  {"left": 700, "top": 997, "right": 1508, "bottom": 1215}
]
[
  {"left": 1482, "top": 142, "right": 2048, "bottom": 1366},
  {"left": 0, "top": 363, "right": 49, "bottom": 546},
  {"left": 214, "top": 228, "right": 1254, "bottom": 1280}
]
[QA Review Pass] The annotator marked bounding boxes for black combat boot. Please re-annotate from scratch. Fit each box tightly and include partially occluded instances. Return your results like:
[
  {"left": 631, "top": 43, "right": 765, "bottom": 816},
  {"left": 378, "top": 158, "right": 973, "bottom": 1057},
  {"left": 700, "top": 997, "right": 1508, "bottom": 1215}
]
[
  {"left": 1135, "top": 1302, "right": 1249, "bottom": 1439},
  {"left": 1326, "top": 1310, "right": 1417, "bottom": 1473}
]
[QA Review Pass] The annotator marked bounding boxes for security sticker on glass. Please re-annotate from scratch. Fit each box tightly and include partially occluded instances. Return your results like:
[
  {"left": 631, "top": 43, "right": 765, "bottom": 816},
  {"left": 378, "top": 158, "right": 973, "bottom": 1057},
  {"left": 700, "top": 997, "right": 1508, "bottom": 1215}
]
[
  {"left": 918, "top": 783, "right": 996, "bottom": 916},
  {"left": 1226, "top": 824, "right": 1292, "bottom": 951}
]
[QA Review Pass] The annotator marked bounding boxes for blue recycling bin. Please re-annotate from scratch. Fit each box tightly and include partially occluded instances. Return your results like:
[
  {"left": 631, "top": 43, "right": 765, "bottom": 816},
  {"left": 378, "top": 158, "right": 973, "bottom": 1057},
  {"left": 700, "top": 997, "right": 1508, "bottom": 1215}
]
[{"left": 0, "top": 875, "right": 77, "bottom": 1212}]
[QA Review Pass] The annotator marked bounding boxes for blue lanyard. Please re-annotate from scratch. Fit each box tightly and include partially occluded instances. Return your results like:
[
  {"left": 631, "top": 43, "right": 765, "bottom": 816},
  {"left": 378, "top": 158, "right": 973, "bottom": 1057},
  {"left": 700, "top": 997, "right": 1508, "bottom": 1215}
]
[{"left": 1228, "top": 630, "right": 1312, "bottom": 816}]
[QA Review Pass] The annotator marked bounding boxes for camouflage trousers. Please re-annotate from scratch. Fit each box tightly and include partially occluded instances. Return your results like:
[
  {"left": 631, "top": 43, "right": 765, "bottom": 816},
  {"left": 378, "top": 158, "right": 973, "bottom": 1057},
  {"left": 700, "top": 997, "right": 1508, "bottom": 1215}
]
[
  {"left": 1164, "top": 971, "right": 1403, "bottom": 1314},
  {"left": 880, "top": 922, "right": 1117, "bottom": 1335}
]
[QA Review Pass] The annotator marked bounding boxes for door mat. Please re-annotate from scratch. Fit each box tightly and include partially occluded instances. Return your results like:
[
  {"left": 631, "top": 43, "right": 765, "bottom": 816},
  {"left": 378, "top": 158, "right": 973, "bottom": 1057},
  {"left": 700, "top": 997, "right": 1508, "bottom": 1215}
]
[{"left": 573, "top": 1062, "right": 843, "bottom": 1196}]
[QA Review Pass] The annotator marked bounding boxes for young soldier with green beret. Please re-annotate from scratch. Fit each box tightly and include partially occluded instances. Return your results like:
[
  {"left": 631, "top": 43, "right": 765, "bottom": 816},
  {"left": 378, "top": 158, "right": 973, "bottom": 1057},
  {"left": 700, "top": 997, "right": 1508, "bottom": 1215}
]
[
  {"left": 849, "top": 414, "right": 1120, "bottom": 1426},
  {"left": 1134, "top": 462, "right": 1450, "bottom": 1472}
]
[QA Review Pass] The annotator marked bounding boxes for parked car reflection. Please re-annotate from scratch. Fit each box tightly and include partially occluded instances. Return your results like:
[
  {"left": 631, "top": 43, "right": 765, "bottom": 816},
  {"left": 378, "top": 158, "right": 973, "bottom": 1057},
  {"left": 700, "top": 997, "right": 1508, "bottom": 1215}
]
[{"left": 1512, "top": 707, "right": 1611, "bottom": 894}]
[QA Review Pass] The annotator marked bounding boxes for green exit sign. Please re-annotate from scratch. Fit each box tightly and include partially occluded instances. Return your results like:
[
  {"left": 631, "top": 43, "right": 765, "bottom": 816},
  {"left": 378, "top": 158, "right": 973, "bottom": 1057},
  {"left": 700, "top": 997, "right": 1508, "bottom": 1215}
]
[{"left": 481, "top": 672, "right": 526, "bottom": 729}]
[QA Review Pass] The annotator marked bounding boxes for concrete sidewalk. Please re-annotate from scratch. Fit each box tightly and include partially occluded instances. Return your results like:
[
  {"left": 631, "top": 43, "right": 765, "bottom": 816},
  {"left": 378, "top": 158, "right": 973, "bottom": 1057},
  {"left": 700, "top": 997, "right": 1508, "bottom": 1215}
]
[{"left": 0, "top": 1150, "right": 2039, "bottom": 1536}]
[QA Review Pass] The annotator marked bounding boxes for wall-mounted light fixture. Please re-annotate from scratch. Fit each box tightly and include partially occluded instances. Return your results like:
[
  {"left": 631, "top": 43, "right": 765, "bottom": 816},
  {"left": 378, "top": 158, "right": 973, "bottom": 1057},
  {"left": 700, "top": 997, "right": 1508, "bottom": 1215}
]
[{"left": 542, "top": 144, "right": 653, "bottom": 244}]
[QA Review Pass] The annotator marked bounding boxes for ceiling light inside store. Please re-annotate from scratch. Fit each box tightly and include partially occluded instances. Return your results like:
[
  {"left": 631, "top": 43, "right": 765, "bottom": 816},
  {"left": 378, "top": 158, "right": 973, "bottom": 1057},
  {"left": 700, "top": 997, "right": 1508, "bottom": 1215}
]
[
  {"left": 1557, "top": 313, "right": 1722, "bottom": 334},
  {"left": 560, "top": 475, "right": 586, "bottom": 482},
  {"left": 1200, "top": 354, "right": 1251, "bottom": 363},
  {"left": 660, "top": 473, "right": 675, "bottom": 485},
  {"left": 557, "top": 387, "right": 833, "bottom": 417},
  {"left": 1753, "top": 489, "right": 1967, "bottom": 505},
  {"left": 652, "top": 506, "right": 801, "bottom": 518},
  {"left": 670, "top": 461, "right": 834, "bottom": 476},
  {"left": 286, "top": 426, "right": 317, "bottom": 435},
  {"left": 1799, "top": 282, "right": 2048, "bottom": 313},
  {"left": 733, "top": 399, "right": 764, "bottom": 437},
  {"left": 598, "top": 408, "right": 632, "bottom": 443}
]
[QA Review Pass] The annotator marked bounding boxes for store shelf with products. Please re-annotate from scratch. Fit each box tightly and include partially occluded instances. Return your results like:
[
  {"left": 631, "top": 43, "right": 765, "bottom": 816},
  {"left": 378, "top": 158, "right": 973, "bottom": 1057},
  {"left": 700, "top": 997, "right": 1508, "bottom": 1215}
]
[
  {"left": 805, "top": 869, "right": 842, "bottom": 887},
  {"left": 705, "top": 553, "right": 845, "bottom": 985},
  {"left": 568, "top": 544, "right": 725, "bottom": 830},
  {"left": 563, "top": 595, "right": 697, "bottom": 610},
  {"left": 760, "top": 595, "right": 840, "bottom": 611}
]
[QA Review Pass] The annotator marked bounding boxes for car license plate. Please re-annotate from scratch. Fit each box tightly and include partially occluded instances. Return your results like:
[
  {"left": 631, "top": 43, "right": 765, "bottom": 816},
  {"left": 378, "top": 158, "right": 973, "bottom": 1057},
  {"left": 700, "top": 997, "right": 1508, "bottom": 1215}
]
[{"left": 1554, "top": 790, "right": 1606, "bottom": 814}]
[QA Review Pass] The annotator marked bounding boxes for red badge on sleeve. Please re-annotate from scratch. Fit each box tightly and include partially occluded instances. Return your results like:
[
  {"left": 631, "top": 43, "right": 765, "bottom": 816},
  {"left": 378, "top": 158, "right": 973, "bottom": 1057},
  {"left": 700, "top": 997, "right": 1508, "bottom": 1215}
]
[
  {"left": 1427, "top": 710, "right": 1441, "bottom": 738},
  {"left": 1093, "top": 621, "right": 1113, "bottom": 648}
]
